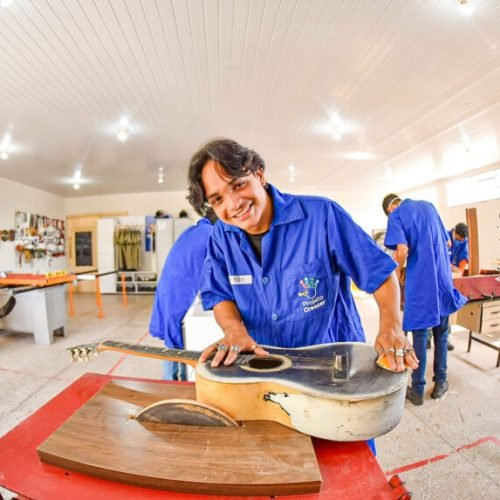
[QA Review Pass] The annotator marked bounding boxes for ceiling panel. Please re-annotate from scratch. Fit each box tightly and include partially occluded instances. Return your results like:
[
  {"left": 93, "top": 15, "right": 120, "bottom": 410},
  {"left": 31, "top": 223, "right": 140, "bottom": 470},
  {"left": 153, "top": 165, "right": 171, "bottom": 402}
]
[{"left": 0, "top": 0, "right": 499, "bottom": 198}]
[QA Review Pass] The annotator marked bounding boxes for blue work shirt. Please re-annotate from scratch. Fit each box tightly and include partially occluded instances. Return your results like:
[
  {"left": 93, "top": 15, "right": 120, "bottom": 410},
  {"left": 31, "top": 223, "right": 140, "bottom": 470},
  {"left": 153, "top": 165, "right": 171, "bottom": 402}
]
[
  {"left": 201, "top": 185, "right": 397, "bottom": 348},
  {"left": 448, "top": 230, "right": 469, "bottom": 267},
  {"left": 149, "top": 218, "right": 214, "bottom": 348},
  {"left": 384, "top": 199, "right": 467, "bottom": 331}
]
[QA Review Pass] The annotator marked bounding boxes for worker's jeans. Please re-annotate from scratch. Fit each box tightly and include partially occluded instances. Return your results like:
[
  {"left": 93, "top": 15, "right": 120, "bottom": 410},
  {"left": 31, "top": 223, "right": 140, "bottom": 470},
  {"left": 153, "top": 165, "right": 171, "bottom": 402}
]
[
  {"left": 163, "top": 360, "right": 187, "bottom": 381},
  {"left": 411, "top": 316, "right": 449, "bottom": 395}
]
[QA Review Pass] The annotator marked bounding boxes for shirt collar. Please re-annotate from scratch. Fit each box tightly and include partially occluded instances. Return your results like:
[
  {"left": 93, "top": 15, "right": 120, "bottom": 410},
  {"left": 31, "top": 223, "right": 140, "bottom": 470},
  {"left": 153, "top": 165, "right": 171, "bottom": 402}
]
[{"left": 221, "top": 183, "right": 304, "bottom": 233}]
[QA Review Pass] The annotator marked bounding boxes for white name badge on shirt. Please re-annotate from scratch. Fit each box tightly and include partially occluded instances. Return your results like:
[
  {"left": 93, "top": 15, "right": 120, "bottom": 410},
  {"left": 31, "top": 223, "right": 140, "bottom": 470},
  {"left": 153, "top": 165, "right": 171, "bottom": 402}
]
[{"left": 229, "top": 275, "right": 253, "bottom": 285}]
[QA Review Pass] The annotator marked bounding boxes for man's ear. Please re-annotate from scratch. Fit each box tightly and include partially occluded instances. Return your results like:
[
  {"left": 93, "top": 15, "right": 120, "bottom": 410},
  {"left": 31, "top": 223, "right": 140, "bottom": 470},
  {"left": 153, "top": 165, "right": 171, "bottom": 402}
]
[{"left": 255, "top": 167, "right": 266, "bottom": 186}]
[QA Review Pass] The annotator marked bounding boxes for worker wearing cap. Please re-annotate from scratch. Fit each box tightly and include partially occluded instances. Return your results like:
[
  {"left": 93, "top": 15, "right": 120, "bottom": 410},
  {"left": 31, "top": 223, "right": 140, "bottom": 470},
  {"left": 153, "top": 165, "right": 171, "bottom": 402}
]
[{"left": 382, "top": 194, "right": 467, "bottom": 405}]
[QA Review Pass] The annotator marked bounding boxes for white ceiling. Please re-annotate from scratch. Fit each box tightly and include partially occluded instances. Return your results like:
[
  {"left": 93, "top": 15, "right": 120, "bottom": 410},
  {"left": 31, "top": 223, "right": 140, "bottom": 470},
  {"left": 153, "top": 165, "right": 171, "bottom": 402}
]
[{"left": 0, "top": 0, "right": 499, "bottom": 198}]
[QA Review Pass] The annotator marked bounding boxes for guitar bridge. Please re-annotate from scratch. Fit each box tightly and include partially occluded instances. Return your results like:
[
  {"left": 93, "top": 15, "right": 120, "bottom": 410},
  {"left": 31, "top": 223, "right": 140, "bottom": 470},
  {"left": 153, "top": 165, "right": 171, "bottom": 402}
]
[{"left": 332, "top": 352, "right": 349, "bottom": 380}]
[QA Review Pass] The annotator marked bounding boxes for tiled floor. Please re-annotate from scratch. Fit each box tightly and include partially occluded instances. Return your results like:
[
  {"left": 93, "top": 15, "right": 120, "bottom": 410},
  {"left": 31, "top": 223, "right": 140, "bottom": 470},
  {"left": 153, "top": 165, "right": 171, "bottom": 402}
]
[{"left": 0, "top": 292, "right": 499, "bottom": 499}]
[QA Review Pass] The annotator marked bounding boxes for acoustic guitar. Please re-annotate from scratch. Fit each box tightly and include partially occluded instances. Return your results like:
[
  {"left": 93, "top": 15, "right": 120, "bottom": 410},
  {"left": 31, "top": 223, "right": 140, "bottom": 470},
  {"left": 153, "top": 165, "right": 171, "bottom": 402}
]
[{"left": 69, "top": 340, "right": 407, "bottom": 441}]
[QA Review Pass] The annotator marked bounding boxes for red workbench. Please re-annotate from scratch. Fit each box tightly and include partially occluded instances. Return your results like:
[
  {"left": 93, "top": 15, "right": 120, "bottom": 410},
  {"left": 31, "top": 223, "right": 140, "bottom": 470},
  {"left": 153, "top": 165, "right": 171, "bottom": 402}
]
[{"left": 0, "top": 373, "right": 409, "bottom": 499}]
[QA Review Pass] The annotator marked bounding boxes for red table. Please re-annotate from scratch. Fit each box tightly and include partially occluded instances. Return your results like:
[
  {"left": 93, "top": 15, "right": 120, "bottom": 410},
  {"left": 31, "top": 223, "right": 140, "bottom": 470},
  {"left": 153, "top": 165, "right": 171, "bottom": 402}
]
[{"left": 0, "top": 373, "right": 409, "bottom": 499}]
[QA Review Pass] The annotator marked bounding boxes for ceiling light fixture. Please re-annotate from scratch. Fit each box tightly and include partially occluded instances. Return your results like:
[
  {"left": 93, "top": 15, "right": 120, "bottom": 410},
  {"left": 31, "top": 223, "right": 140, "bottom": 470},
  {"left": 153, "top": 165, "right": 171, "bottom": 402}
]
[
  {"left": 1, "top": 133, "right": 11, "bottom": 160},
  {"left": 73, "top": 183, "right": 80, "bottom": 190},
  {"left": 158, "top": 166, "right": 164, "bottom": 184},
  {"left": 1, "top": 0, "right": 13, "bottom": 8},
  {"left": 330, "top": 112, "right": 345, "bottom": 141},
  {"left": 117, "top": 116, "right": 129, "bottom": 142},
  {"left": 458, "top": 0, "right": 474, "bottom": 16}
]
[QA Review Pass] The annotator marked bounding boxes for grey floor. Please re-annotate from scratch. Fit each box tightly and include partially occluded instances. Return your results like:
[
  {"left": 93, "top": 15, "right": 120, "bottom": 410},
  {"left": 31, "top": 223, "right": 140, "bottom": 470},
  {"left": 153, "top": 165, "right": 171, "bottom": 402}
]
[{"left": 0, "top": 292, "right": 499, "bottom": 499}]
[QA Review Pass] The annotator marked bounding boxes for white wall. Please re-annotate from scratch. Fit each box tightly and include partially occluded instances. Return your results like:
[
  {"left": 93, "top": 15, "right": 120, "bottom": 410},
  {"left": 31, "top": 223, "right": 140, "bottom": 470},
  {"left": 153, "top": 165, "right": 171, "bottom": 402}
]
[
  {"left": 0, "top": 177, "right": 66, "bottom": 272},
  {"left": 65, "top": 190, "right": 194, "bottom": 218},
  {"left": 402, "top": 169, "right": 499, "bottom": 271},
  {"left": 288, "top": 188, "right": 385, "bottom": 235}
]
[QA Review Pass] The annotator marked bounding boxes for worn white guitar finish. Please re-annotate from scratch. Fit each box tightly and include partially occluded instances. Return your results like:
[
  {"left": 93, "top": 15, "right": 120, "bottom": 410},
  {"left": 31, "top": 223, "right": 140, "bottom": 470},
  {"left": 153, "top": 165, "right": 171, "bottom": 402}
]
[{"left": 69, "top": 340, "right": 407, "bottom": 441}]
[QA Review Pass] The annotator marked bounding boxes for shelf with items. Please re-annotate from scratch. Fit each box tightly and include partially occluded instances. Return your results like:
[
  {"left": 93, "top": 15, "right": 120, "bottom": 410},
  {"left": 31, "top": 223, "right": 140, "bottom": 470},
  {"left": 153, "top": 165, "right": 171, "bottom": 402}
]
[{"left": 116, "top": 271, "right": 157, "bottom": 294}]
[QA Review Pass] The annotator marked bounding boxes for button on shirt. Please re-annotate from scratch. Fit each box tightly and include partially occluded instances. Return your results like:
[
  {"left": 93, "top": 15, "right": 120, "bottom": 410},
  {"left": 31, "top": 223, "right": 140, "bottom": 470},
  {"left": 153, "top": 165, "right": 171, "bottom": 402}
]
[
  {"left": 201, "top": 185, "right": 397, "bottom": 348},
  {"left": 149, "top": 218, "right": 214, "bottom": 348},
  {"left": 384, "top": 199, "right": 467, "bottom": 331}
]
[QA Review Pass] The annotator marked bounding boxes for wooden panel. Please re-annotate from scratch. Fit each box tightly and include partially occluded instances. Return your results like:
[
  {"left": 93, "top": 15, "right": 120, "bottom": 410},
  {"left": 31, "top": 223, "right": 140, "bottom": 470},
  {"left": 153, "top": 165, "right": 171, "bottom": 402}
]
[
  {"left": 466, "top": 207, "right": 480, "bottom": 276},
  {"left": 37, "top": 380, "right": 321, "bottom": 496},
  {"left": 456, "top": 302, "right": 481, "bottom": 332}
]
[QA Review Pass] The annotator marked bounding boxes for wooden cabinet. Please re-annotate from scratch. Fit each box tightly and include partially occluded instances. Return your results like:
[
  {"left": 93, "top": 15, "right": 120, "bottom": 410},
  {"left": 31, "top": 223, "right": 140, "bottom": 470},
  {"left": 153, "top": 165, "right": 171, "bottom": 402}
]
[{"left": 457, "top": 299, "right": 500, "bottom": 367}]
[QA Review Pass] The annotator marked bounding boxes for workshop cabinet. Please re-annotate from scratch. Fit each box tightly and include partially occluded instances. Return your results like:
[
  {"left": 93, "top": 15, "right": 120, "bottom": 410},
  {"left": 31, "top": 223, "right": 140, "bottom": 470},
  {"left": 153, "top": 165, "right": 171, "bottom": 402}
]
[
  {"left": 116, "top": 271, "right": 157, "bottom": 294},
  {"left": 457, "top": 299, "right": 500, "bottom": 366}
]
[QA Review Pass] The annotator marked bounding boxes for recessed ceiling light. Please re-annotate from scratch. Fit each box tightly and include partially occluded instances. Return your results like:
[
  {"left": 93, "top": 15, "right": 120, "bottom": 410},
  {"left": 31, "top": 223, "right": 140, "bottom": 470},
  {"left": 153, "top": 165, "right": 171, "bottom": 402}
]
[
  {"left": 117, "top": 116, "right": 129, "bottom": 141},
  {"left": 0, "top": 151, "right": 8, "bottom": 160},
  {"left": 117, "top": 129, "right": 128, "bottom": 142},
  {"left": 73, "top": 183, "right": 80, "bottom": 190},
  {"left": 458, "top": 0, "right": 474, "bottom": 16}
]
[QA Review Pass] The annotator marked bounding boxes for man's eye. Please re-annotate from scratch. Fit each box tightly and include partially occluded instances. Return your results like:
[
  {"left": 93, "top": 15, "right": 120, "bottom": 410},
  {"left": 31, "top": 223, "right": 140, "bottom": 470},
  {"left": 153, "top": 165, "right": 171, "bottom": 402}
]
[
  {"left": 234, "top": 180, "right": 247, "bottom": 190},
  {"left": 210, "top": 196, "right": 222, "bottom": 206}
]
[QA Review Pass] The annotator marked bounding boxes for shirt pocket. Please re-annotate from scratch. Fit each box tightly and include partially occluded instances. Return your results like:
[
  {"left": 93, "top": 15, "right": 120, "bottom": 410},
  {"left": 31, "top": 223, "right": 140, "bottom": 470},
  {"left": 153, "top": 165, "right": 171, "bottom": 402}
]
[{"left": 282, "top": 263, "right": 331, "bottom": 321}]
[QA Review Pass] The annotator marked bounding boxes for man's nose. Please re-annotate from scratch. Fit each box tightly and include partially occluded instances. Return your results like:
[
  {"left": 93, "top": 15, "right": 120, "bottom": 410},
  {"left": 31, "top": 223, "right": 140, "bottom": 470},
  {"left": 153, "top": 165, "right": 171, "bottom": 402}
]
[{"left": 226, "top": 190, "right": 243, "bottom": 211}]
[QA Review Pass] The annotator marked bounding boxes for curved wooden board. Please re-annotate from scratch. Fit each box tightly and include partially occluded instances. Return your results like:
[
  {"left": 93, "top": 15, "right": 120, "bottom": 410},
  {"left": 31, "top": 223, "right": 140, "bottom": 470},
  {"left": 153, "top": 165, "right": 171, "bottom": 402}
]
[
  {"left": 37, "top": 380, "right": 321, "bottom": 496},
  {"left": 135, "top": 398, "right": 239, "bottom": 426}
]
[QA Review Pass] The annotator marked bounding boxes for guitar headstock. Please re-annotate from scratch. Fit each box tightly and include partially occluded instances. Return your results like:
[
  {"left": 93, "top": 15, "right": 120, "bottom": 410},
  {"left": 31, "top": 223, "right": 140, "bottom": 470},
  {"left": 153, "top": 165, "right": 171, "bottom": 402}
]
[{"left": 68, "top": 343, "right": 100, "bottom": 362}]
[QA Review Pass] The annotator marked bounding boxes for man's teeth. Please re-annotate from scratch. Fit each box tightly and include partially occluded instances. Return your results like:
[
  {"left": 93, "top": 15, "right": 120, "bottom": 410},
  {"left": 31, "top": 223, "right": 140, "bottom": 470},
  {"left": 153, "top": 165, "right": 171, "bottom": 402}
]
[{"left": 235, "top": 204, "right": 251, "bottom": 218}]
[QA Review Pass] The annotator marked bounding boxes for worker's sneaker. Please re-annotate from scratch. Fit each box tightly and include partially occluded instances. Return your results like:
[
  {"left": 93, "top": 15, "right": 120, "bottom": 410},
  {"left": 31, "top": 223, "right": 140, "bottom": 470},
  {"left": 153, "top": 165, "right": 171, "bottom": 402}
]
[
  {"left": 406, "top": 387, "right": 424, "bottom": 406},
  {"left": 431, "top": 381, "right": 449, "bottom": 399},
  {"left": 447, "top": 341, "right": 455, "bottom": 351}
]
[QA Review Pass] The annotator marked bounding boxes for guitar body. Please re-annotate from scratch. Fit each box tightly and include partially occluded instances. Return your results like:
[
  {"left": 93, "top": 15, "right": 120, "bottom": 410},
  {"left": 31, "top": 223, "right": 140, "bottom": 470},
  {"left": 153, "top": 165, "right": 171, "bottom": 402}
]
[
  {"left": 69, "top": 341, "right": 407, "bottom": 441},
  {"left": 195, "top": 343, "right": 407, "bottom": 441}
]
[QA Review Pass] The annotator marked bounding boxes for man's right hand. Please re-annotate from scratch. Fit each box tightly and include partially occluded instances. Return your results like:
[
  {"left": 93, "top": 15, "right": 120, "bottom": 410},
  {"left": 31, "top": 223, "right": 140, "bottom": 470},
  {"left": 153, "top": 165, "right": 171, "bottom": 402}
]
[{"left": 199, "top": 321, "right": 269, "bottom": 367}]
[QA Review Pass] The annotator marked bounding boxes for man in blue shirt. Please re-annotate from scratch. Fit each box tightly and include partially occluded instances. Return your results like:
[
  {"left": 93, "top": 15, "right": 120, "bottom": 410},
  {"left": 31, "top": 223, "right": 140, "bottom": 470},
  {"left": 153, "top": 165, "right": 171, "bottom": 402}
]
[
  {"left": 382, "top": 194, "right": 467, "bottom": 405},
  {"left": 449, "top": 222, "right": 469, "bottom": 273},
  {"left": 149, "top": 214, "right": 216, "bottom": 380},
  {"left": 186, "top": 139, "right": 418, "bottom": 374}
]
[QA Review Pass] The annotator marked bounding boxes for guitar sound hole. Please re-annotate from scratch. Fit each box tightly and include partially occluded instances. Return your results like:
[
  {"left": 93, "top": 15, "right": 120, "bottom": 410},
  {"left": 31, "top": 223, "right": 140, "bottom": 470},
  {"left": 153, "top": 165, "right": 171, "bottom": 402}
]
[{"left": 247, "top": 356, "right": 284, "bottom": 370}]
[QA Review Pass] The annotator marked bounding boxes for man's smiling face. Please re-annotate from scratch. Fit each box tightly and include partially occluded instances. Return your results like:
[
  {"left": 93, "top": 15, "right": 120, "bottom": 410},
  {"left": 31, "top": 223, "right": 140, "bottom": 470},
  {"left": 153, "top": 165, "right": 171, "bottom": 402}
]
[{"left": 201, "top": 160, "right": 272, "bottom": 234}]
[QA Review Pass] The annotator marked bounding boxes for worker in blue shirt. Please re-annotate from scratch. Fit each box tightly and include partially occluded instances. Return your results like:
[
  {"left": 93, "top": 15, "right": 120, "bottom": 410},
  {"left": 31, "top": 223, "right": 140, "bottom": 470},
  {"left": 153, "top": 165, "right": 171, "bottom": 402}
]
[
  {"left": 382, "top": 194, "right": 467, "bottom": 406},
  {"left": 149, "top": 213, "right": 216, "bottom": 380},
  {"left": 186, "top": 138, "right": 418, "bottom": 371},
  {"left": 449, "top": 222, "right": 469, "bottom": 274},
  {"left": 186, "top": 139, "right": 419, "bottom": 455}
]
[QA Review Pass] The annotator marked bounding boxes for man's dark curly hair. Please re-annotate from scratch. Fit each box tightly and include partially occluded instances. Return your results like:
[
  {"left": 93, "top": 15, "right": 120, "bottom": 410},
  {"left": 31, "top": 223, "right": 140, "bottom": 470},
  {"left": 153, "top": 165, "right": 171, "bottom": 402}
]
[
  {"left": 382, "top": 193, "right": 401, "bottom": 216},
  {"left": 187, "top": 138, "right": 265, "bottom": 216},
  {"left": 454, "top": 222, "right": 468, "bottom": 239}
]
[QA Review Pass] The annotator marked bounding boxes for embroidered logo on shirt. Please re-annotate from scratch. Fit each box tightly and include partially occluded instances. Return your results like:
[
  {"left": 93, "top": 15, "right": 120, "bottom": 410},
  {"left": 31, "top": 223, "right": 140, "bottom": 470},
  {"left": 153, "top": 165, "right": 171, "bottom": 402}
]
[
  {"left": 298, "top": 277, "right": 319, "bottom": 299},
  {"left": 229, "top": 275, "right": 253, "bottom": 285},
  {"left": 298, "top": 276, "right": 326, "bottom": 313}
]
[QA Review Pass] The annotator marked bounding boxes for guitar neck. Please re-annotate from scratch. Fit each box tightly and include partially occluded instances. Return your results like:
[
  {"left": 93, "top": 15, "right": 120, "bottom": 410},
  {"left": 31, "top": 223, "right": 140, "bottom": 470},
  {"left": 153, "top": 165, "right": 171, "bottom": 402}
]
[{"left": 98, "top": 341, "right": 200, "bottom": 367}]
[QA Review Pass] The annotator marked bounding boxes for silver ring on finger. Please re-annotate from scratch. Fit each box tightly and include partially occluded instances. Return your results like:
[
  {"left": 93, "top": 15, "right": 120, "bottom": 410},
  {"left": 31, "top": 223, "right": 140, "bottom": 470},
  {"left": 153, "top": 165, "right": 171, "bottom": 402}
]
[
  {"left": 217, "top": 344, "right": 227, "bottom": 352},
  {"left": 405, "top": 347, "right": 414, "bottom": 353},
  {"left": 230, "top": 345, "right": 240, "bottom": 353},
  {"left": 395, "top": 348, "right": 405, "bottom": 357},
  {"left": 386, "top": 348, "right": 395, "bottom": 354}
]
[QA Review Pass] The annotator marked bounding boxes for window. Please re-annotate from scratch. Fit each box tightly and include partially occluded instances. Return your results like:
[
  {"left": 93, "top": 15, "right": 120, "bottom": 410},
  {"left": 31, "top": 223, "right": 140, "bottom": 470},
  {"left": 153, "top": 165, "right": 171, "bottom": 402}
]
[{"left": 446, "top": 168, "right": 500, "bottom": 207}]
